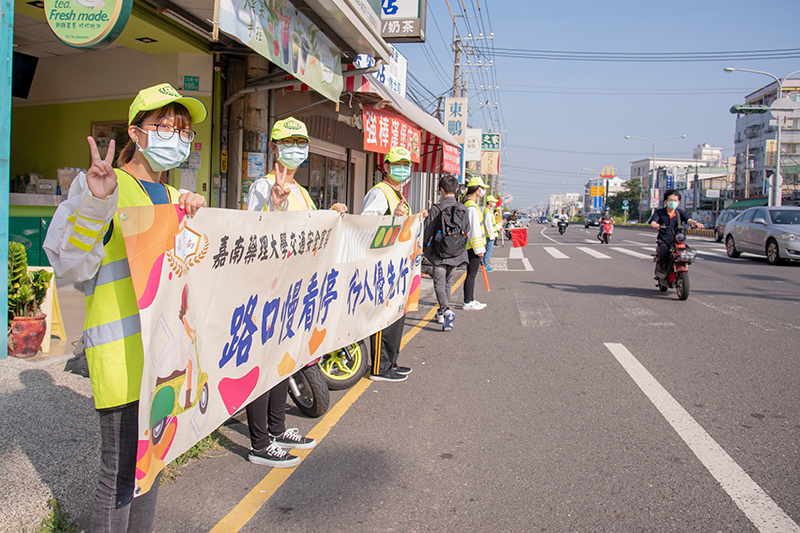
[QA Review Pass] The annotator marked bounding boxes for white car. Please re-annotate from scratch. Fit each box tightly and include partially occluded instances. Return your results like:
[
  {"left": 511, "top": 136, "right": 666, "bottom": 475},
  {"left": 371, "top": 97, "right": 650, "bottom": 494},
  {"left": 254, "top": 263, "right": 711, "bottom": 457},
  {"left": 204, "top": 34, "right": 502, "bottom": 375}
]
[{"left": 723, "top": 206, "right": 800, "bottom": 264}]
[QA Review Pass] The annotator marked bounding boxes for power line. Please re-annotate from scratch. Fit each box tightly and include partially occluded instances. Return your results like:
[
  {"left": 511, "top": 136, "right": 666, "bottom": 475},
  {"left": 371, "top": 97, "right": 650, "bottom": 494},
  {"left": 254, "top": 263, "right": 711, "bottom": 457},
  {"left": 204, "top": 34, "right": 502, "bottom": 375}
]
[{"left": 491, "top": 47, "right": 800, "bottom": 62}]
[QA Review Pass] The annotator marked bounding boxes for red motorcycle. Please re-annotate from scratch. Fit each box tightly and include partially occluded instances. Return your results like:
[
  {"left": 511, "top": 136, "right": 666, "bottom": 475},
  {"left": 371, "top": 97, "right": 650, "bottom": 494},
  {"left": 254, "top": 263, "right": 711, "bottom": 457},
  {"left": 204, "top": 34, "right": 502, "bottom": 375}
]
[
  {"left": 653, "top": 226, "right": 697, "bottom": 300},
  {"left": 598, "top": 218, "right": 614, "bottom": 244}
]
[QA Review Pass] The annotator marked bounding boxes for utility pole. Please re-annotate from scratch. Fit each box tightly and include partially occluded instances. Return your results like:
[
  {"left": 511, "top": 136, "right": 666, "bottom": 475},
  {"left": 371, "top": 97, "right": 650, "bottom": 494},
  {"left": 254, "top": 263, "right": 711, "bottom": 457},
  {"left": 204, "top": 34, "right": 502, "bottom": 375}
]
[{"left": 452, "top": 35, "right": 461, "bottom": 98}]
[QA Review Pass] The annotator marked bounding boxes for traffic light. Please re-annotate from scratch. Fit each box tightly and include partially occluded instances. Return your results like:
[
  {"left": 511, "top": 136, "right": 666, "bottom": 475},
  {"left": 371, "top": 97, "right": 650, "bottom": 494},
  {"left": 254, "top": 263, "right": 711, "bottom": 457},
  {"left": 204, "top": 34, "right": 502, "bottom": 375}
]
[{"left": 730, "top": 104, "right": 769, "bottom": 115}]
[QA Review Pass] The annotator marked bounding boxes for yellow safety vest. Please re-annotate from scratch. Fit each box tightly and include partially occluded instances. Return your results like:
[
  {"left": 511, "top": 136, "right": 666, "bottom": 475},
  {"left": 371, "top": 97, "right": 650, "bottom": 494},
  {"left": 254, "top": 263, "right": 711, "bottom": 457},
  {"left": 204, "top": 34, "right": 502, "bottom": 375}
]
[
  {"left": 483, "top": 206, "right": 498, "bottom": 240},
  {"left": 264, "top": 173, "right": 317, "bottom": 211},
  {"left": 373, "top": 181, "right": 410, "bottom": 216},
  {"left": 494, "top": 209, "right": 503, "bottom": 231},
  {"left": 84, "top": 170, "right": 181, "bottom": 409},
  {"left": 464, "top": 199, "right": 485, "bottom": 251}
]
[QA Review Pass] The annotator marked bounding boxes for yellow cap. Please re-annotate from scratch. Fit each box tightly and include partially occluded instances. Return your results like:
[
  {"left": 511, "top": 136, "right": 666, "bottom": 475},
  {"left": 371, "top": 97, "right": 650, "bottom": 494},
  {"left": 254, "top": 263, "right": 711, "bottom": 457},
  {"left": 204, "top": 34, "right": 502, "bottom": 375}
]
[
  {"left": 486, "top": 195, "right": 497, "bottom": 203},
  {"left": 272, "top": 117, "right": 310, "bottom": 141},
  {"left": 466, "top": 175, "right": 489, "bottom": 188},
  {"left": 385, "top": 146, "right": 412, "bottom": 163},
  {"left": 128, "top": 83, "right": 207, "bottom": 125}
]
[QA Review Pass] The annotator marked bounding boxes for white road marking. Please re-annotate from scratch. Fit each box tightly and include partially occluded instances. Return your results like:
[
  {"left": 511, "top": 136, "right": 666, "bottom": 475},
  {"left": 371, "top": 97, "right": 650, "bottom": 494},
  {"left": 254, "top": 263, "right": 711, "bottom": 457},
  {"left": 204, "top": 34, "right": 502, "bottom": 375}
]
[
  {"left": 577, "top": 246, "right": 611, "bottom": 259},
  {"left": 693, "top": 298, "right": 800, "bottom": 332},
  {"left": 605, "top": 343, "right": 800, "bottom": 533},
  {"left": 514, "top": 293, "right": 555, "bottom": 327},
  {"left": 540, "top": 226, "right": 560, "bottom": 244},
  {"left": 694, "top": 250, "right": 743, "bottom": 261},
  {"left": 585, "top": 239, "right": 598, "bottom": 243},
  {"left": 610, "top": 247, "right": 653, "bottom": 259},
  {"left": 509, "top": 247, "right": 524, "bottom": 259},
  {"left": 625, "top": 240, "right": 649, "bottom": 245},
  {"left": 544, "top": 247, "right": 570, "bottom": 259},
  {"left": 616, "top": 296, "right": 674, "bottom": 326},
  {"left": 522, "top": 258, "right": 533, "bottom": 271}
]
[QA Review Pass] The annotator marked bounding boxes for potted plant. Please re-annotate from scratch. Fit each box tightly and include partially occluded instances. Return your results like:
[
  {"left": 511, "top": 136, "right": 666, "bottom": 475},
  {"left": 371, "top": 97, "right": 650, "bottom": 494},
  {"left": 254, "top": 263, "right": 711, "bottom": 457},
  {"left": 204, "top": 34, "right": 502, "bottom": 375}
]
[{"left": 7, "top": 241, "right": 53, "bottom": 358}]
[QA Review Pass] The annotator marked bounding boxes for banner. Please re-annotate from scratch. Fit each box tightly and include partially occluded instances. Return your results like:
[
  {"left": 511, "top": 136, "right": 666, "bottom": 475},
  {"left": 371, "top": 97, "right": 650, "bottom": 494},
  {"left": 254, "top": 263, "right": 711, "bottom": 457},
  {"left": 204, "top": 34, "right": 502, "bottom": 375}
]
[
  {"left": 766, "top": 139, "right": 777, "bottom": 167},
  {"left": 218, "top": 0, "right": 343, "bottom": 102},
  {"left": 464, "top": 128, "right": 482, "bottom": 162},
  {"left": 444, "top": 97, "right": 467, "bottom": 144},
  {"left": 119, "top": 206, "right": 423, "bottom": 495},
  {"left": 362, "top": 105, "right": 421, "bottom": 162},
  {"left": 442, "top": 143, "right": 461, "bottom": 175},
  {"left": 355, "top": 44, "right": 408, "bottom": 97},
  {"left": 481, "top": 150, "right": 500, "bottom": 175}
]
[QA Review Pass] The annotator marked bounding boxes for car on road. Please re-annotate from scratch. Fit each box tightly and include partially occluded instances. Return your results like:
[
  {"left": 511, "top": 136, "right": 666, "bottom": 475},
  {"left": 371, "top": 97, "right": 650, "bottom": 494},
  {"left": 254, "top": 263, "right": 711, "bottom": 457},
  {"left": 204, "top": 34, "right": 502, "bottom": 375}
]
[
  {"left": 714, "top": 209, "right": 739, "bottom": 242},
  {"left": 584, "top": 212, "right": 602, "bottom": 227},
  {"left": 723, "top": 206, "right": 800, "bottom": 264},
  {"left": 537, "top": 215, "right": 548, "bottom": 224}
]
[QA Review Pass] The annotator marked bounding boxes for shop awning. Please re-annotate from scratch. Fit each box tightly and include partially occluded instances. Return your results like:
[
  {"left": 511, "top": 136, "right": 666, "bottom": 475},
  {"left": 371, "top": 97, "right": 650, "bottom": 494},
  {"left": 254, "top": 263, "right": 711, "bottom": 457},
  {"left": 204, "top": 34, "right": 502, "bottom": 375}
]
[
  {"left": 728, "top": 197, "right": 768, "bottom": 209},
  {"left": 300, "top": 0, "right": 393, "bottom": 62}
]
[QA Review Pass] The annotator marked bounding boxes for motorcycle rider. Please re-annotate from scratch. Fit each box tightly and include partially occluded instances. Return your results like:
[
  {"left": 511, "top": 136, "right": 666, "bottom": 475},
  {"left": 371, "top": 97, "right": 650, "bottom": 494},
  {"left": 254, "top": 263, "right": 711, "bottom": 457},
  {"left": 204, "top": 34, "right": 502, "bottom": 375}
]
[
  {"left": 597, "top": 208, "right": 613, "bottom": 240},
  {"left": 648, "top": 189, "right": 704, "bottom": 275},
  {"left": 556, "top": 211, "right": 568, "bottom": 231}
]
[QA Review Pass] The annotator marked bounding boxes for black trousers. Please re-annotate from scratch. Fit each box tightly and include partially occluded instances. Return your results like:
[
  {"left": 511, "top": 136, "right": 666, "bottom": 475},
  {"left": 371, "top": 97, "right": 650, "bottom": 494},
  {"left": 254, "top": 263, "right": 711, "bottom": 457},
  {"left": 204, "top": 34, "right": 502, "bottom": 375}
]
[
  {"left": 245, "top": 378, "right": 290, "bottom": 450},
  {"left": 463, "top": 249, "right": 482, "bottom": 303},
  {"left": 656, "top": 241, "right": 672, "bottom": 266},
  {"left": 371, "top": 314, "right": 405, "bottom": 375}
]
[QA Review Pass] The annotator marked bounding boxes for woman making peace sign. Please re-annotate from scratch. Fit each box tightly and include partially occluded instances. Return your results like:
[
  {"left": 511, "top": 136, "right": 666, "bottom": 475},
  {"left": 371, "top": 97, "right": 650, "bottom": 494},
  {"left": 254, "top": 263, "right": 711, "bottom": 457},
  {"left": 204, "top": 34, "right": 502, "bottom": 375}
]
[{"left": 44, "top": 83, "right": 206, "bottom": 532}]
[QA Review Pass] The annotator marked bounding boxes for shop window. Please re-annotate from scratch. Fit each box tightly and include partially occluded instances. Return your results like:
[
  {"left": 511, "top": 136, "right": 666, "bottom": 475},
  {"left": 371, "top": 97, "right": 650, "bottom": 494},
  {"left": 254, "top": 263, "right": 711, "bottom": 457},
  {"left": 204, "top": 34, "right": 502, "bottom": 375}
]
[{"left": 300, "top": 154, "right": 354, "bottom": 209}]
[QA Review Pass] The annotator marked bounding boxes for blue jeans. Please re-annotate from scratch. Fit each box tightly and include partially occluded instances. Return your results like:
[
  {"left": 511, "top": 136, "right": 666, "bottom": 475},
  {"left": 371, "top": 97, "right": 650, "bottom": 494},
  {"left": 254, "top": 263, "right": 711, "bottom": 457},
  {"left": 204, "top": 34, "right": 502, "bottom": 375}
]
[
  {"left": 92, "top": 402, "right": 160, "bottom": 533},
  {"left": 483, "top": 239, "right": 494, "bottom": 266}
]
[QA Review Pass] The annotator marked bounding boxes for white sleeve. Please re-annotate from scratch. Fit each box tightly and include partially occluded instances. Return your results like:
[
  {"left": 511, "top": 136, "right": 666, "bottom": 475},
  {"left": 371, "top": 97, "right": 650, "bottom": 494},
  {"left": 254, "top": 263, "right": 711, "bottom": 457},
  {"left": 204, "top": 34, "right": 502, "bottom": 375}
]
[
  {"left": 42, "top": 172, "right": 119, "bottom": 282},
  {"left": 246, "top": 178, "right": 273, "bottom": 211},
  {"left": 467, "top": 207, "right": 486, "bottom": 255},
  {"left": 361, "top": 188, "right": 389, "bottom": 216}
]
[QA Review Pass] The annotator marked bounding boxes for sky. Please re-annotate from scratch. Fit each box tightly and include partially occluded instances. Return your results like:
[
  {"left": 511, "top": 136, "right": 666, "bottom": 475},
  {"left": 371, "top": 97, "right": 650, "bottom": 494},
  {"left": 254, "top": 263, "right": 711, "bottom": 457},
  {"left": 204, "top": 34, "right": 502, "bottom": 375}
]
[{"left": 389, "top": 0, "right": 800, "bottom": 211}]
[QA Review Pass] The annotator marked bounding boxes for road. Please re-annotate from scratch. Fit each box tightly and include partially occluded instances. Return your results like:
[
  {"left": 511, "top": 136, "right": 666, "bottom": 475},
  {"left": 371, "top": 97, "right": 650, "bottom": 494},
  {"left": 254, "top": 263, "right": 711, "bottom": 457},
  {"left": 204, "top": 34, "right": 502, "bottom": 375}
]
[{"left": 154, "top": 224, "right": 800, "bottom": 533}]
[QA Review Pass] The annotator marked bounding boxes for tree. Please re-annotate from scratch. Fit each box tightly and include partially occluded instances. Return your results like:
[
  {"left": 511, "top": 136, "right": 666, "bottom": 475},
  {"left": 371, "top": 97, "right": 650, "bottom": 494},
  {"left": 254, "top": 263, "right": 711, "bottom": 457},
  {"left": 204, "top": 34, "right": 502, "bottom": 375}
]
[{"left": 606, "top": 178, "right": 641, "bottom": 220}]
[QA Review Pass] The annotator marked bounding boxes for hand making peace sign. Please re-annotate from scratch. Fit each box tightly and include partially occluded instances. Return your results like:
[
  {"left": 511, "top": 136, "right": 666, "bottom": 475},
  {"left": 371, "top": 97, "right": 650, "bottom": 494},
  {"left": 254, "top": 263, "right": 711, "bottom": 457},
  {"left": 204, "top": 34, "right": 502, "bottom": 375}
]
[
  {"left": 270, "top": 162, "right": 291, "bottom": 208},
  {"left": 85, "top": 136, "right": 118, "bottom": 200}
]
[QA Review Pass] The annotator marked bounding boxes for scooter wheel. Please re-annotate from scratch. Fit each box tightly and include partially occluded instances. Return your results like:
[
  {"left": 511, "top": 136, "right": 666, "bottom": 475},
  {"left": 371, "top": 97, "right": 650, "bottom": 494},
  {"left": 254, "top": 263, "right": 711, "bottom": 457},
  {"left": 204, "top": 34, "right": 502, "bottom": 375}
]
[{"left": 289, "top": 365, "right": 330, "bottom": 418}]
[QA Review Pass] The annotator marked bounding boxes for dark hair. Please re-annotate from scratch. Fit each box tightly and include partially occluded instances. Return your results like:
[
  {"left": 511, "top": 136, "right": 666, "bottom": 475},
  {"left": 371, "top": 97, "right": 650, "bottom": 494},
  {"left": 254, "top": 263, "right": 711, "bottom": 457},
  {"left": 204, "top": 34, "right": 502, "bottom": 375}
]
[
  {"left": 439, "top": 175, "right": 459, "bottom": 194},
  {"left": 461, "top": 185, "right": 481, "bottom": 202},
  {"left": 117, "top": 102, "right": 193, "bottom": 167},
  {"left": 663, "top": 189, "right": 681, "bottom": 201}
]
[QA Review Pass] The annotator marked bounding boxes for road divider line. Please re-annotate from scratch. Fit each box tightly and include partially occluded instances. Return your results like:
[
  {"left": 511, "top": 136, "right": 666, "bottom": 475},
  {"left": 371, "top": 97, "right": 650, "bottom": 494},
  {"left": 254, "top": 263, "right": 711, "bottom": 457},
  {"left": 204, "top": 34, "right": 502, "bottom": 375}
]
[
  {"left": 210, "top": 274, "right": 465, "bottom": 533},
  {"left": 577, "top": 246, "right": 611, "bottom": 259},
  {"left": 522, "top": 258, "right": 533, "bottom": 271},
  {"left": 543, "top": 247, "right": 569, "bottom": 259},
  {"left": 605, "top": 343, "right": 800, "bottom": 533},
  {"left": 610, "top": 247, "right": 652, "bottom": 259},
  {"left": 509, "top": 247, "right": 523, "bottom": 259},
  {"left": 540, "top": 226, "right": 559, "bottom": 243}
]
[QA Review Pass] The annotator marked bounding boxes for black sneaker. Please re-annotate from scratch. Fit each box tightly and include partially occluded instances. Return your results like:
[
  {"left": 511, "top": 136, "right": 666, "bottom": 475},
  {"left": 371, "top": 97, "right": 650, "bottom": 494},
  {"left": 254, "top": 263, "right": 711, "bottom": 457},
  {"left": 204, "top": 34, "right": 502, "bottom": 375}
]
[
  {"left": 270, "top": 428, "right": 317, "bottom": 450},
  {"left": 394, "top": 366, "right": 412, "bottom": 375},
  {"left": 369, "top": 371, "right": 407, "bottom": 382},
  {"left": 248, "top": 442, "right": 301, "bottom": 467}
]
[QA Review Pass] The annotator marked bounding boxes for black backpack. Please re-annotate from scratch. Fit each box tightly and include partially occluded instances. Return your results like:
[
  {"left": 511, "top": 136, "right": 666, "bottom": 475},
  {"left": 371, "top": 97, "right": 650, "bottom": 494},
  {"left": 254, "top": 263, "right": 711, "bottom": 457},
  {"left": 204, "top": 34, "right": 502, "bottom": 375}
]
[{"left": 434, "top": 203, "right": 468, "bottom": 258}]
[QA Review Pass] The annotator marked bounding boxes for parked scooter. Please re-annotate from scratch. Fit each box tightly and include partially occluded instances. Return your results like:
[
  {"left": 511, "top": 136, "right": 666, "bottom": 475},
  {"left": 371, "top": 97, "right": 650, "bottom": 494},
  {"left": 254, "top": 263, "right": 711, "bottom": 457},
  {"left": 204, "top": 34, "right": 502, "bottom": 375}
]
[
  {"left": 317, "top": 339, "right": 369, "bottom": 390},
  {"left": 288, "top": 358, "right": 330, "bottom": 418},
  {"left": 557, "top": 219, "right": 568, "bottom": 235},
  {"left": 653, "top": 226, "right": 697, "bottom": 301},
  {"left": 598, "top": 217, "right": 614, "bottom": 244}
]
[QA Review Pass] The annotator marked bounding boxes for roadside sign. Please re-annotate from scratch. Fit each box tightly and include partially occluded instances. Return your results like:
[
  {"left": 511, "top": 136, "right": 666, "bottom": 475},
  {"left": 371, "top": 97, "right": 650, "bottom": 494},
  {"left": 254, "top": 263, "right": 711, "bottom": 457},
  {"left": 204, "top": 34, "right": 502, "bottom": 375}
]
[
  {"left": 622, "top": 200, "right": 629, "bottom": 206},
  {"left": 621, "top": 205, "right": 629, "bottom": 210}
]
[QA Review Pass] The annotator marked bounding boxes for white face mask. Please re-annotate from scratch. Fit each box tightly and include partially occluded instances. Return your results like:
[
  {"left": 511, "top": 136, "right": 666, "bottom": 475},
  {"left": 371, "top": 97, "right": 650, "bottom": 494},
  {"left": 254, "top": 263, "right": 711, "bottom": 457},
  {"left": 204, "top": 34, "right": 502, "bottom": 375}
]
[
  {"left": 278, "top": 145, "right": 309, "bottom": 169},
  {"left": 137, "top": 129, "right": 190, "bottom": 172},
  {"left": 477, "top": 188, "right": 486, "bottom": 198}
]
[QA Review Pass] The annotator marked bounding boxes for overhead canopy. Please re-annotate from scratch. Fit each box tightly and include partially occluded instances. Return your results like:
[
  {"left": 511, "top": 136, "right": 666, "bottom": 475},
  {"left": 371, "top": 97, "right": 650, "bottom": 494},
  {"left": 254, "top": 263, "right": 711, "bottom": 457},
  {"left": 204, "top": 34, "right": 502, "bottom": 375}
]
[{"left": 728, "top": 197, "right": 768, "bottom": 209}]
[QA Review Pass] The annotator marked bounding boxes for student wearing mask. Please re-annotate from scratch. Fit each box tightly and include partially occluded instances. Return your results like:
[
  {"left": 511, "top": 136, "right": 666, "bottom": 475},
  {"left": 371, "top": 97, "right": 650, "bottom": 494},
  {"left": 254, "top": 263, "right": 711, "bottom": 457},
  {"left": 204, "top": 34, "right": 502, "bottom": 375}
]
[
  {"left": 461, "top": 176, "right": 489, "bottom": 310},
  {"left": 482, "top": 194, "right": 499, "bottom": 271},
  {"left": 244, "top": 117, "right": 346, "bottom": 467}
]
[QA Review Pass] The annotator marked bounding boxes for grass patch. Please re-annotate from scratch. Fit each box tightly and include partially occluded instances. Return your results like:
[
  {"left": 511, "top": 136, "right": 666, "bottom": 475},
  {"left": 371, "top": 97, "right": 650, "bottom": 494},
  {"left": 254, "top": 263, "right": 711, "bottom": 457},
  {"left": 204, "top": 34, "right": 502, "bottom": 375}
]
[
  {"left": 159, "top": 429, "right": 235, "bottom": 485},
  {"left": 35, "top": 499, "right": 76, "bottom": 533}
]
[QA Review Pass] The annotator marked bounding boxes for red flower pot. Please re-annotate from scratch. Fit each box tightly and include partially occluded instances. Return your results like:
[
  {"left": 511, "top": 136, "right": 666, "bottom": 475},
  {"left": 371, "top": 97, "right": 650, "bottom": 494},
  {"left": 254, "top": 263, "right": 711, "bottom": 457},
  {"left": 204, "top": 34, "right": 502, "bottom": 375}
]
[{"left": 8, "top": 315, "right": 48, "bottom": 359}]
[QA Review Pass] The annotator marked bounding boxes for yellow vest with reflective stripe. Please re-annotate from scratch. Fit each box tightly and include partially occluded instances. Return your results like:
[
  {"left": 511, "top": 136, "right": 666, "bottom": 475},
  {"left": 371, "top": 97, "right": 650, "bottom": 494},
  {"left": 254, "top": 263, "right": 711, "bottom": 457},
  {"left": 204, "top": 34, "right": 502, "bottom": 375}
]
[
  {"left": 464, "top": 199, "right": 485, "bottom": 250},
  {"left": 483, "top": 206, "right": 498, "bottom": 239},
  {"left": 84, "top": 170, "right": 180, "bottom": 409},
  {"left": 264, "top": 174, "right": 317, "bottom": 211},
  {"left": 373, "top": 181, "right": 410, "bottom": 216}
]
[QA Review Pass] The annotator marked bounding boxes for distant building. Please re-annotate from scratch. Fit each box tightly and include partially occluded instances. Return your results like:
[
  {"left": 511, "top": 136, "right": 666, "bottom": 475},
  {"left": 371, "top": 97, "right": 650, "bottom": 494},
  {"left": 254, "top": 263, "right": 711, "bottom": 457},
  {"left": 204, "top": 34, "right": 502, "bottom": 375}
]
[{"left": 731, "top": 79, "right": 800, "bottom": 203}]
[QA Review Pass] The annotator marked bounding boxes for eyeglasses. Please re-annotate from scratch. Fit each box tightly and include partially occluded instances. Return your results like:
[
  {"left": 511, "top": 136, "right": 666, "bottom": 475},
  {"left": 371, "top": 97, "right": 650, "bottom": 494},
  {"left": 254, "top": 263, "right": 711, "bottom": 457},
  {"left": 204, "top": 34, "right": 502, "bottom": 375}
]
[
  {"left": 139, "top": 123, "right": 196, "bottom": 143},
  {"left": 275, "top": 138, "right": 309, "bottom": 148}
]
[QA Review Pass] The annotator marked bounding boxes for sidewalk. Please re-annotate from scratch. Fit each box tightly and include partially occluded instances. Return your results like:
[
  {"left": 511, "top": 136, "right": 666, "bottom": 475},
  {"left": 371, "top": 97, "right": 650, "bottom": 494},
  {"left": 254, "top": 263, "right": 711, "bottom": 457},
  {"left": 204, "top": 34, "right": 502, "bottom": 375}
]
[{"left": 0, "top": 278, "right": 98, "bottom": 531}]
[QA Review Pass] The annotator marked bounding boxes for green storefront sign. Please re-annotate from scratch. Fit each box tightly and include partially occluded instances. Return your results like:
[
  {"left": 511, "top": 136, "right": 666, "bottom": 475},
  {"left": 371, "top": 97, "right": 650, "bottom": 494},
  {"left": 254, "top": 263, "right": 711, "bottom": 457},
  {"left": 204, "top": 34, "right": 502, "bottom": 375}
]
[
  {"left": 482, "top": 132, "right": 501, "bottom": 152},
  {"left": 44, "top": 0, "right": 133, "bottom": 50}
]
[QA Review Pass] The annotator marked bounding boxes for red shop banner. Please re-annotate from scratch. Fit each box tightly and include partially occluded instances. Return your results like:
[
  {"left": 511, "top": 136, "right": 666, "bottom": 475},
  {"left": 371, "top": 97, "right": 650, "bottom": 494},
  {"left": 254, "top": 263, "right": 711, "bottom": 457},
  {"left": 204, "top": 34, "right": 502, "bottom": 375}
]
[
  {"left": 442, "top": 143, "right": 461, "bottom": 175},
  {"left": 363, "top": 105, "right": 421, "bottom": 163}
]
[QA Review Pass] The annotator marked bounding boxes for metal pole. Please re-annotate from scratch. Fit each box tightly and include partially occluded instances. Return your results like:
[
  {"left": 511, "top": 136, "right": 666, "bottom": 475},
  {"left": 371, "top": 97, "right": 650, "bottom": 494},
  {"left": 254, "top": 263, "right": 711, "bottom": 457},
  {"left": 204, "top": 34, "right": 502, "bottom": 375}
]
[
  {"left": 1, "top": 0, "right": 13, "bottom": 357},
  {"left": 453, "top": 36, "right": 461, "bottom": 98}
]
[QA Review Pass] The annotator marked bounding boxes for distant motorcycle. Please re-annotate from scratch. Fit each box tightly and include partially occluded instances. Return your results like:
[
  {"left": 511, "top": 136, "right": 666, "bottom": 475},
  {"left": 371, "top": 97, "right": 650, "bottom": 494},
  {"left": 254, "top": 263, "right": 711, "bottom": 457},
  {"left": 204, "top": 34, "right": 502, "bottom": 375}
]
[
  {"left": 598, "top": 218, "right": 613, "bottom": 244},
  {"left": 653, "top": 226, "right": 697, "bottom": 301},
  {"left": 557, "top": 219, "right": 568, "bottom": 235}
]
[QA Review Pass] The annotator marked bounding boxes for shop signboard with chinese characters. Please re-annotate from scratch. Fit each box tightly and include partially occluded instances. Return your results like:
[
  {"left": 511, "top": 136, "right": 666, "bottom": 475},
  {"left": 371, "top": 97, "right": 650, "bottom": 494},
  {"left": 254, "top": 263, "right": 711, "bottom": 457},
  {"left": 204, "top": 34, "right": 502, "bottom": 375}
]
[
  {"left": 464, "top": 129, "right": 482, "bottom": 162},
  {"left": 481, "top": 151, "right": 500, "bottom": 175},
  {"left": 381, "top": 0, "right": 427, "bottom": 43},
  {"left": 117, "top": 206, "right": 424, "bottom": 496},
  {"left": 442, "top": 143, "right": 461, "bottom": 175},
  {"left": 444, "top": 97, "right": 467, "bottom": 144},
  {"left": 481, "top": 132, "right": 501, "bottom": 152},
  {"left": 218, "top": 0, "right": 343, "bottom": 102},
  {"left": 355, "top": 45, "right": 408, "bottom": 98},
  {"left": 44, "top": 0, "right": 133, "bottom": 49},
  {"left": 766, "top": 139, "right": 777, "bottom": 166},
  {"left": 362, "top": 106, "right": 421, "bottom": 162}
]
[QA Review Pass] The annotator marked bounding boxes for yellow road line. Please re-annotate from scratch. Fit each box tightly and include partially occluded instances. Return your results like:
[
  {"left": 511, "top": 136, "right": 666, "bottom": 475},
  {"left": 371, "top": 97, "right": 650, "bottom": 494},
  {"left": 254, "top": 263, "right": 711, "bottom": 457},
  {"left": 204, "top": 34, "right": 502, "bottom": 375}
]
[{"left": 209, "top": 270, "right": 466, "bottom": 532}]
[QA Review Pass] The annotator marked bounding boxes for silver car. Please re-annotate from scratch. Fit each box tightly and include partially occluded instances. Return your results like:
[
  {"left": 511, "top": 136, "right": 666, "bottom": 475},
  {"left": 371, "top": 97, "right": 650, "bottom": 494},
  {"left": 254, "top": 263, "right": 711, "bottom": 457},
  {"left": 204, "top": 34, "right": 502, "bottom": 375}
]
[{"left": 723, "top": 206, "right": 800, "bottom": 264}]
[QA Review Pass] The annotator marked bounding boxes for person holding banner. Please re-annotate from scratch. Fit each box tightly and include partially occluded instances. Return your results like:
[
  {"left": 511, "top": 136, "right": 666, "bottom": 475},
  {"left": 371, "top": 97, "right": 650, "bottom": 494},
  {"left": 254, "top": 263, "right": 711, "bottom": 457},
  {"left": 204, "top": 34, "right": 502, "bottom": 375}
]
[
  {"left": 362, "top": 146, "right": 424, "bottom": 382},
  {"left": 482, "top": 194, "right": 499, "bottom": 271},
  {"left": 461, "top": 176, "right": 490, "bottom": 310},
  {"left": 244, "top": 117, "right": 343, "bottom": 467},
  {"left": 43, "top": 83, "right": 207, "bottom": 533}
]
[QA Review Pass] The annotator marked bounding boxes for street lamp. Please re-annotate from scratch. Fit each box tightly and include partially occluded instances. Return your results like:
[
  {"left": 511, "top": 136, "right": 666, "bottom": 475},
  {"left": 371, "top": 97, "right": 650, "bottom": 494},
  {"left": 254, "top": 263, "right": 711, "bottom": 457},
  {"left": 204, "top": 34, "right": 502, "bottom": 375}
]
[
  {"left": 624, "top": 134, "right": 687, "bottom": 217},
  {"left": 723, "top": 67, "right": 800, "bottom": 206}
]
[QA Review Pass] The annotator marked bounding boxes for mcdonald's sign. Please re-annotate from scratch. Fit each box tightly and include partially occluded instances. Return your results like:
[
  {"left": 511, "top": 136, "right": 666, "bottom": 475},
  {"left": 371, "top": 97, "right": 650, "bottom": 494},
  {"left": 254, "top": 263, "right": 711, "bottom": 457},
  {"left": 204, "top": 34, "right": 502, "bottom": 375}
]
[{"left": 600, "top": 166, "right": 616, "bottom": 178}]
